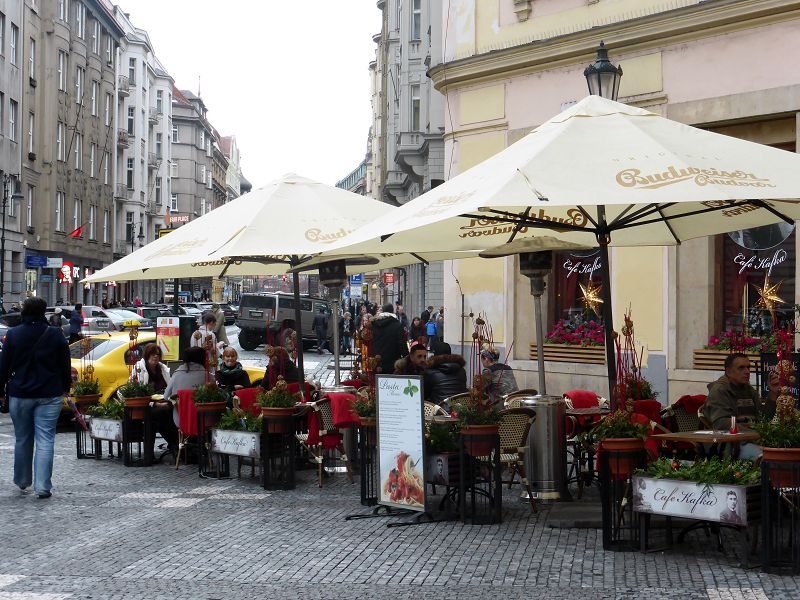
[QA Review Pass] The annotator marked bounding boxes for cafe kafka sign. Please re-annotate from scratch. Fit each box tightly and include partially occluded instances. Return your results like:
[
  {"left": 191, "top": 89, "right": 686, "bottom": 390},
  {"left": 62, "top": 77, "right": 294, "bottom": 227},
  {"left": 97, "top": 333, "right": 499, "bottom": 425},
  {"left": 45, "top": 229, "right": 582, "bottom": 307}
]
[{"left": 733, "top": 247, "right": 787, "bottom": 276}]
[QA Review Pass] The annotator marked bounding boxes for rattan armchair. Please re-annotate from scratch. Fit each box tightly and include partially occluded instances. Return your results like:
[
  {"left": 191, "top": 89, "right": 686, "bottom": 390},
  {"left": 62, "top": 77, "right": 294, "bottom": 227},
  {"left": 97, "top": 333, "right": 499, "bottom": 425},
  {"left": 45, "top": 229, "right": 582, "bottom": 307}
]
[{"left": 498, "top": 407, "right": 537, "bottom": 513}]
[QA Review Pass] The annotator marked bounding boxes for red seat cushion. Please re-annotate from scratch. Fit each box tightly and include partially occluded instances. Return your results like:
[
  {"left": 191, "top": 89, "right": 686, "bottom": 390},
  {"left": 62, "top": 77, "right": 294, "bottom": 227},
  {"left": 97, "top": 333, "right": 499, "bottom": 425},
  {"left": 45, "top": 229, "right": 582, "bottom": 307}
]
[
  {"left": 675, "top": 394, "right": 707, "bottom": 414},
  {"left": 234, "top": 387, "right": 261, "bottom": 416},
  {"left": 564, "top": 389, "right": 600, "bottom": 408},
  {"left": 633, "top": 399, "right": 662, "bottom": 423}
]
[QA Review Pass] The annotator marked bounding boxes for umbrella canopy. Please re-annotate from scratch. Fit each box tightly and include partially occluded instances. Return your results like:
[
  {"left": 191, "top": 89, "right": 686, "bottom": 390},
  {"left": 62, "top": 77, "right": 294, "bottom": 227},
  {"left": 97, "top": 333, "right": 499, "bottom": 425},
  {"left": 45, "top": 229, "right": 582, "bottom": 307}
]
[
  {"left": 309, "top": 95, "right": 800, "bottom": 403},
  {"left": 311, "top": 95, "right": 800, "bottom": 255}
]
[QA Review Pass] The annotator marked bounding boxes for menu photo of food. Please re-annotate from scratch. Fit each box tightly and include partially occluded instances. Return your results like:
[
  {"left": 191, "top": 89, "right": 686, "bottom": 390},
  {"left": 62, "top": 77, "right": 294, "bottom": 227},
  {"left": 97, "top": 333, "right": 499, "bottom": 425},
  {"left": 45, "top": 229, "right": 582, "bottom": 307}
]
[{"left": 382, "top": 451, "right": 424, "bottom": 507}]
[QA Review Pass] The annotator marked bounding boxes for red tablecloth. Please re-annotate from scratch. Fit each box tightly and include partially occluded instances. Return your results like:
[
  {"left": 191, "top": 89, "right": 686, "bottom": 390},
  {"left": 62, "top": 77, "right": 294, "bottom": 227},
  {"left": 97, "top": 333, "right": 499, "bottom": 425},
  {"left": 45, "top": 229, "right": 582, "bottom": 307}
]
[
  {"left": 177, "top": 390, "right": 199, "bottom": 436},
  {"left": 234, "top": 387, "right": 262, "bottom": 416}
]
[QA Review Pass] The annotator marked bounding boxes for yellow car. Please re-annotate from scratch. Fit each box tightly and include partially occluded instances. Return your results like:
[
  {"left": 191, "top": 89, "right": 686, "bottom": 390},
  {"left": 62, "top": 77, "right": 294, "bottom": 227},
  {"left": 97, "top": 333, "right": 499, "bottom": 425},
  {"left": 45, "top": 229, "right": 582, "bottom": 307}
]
[{"left": 69, "top": 332, "right": 264, "bottom": 404}]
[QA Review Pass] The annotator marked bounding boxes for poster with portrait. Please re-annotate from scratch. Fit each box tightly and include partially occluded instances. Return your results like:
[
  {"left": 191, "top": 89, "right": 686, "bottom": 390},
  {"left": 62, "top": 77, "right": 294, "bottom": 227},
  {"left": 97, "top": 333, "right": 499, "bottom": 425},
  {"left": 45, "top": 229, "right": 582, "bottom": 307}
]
[
  {"left": 377, "top": 374, "right": 426, "bottom": 512},
  {"left": 632, "top": 476, "right": 749, "bottom": 525}
]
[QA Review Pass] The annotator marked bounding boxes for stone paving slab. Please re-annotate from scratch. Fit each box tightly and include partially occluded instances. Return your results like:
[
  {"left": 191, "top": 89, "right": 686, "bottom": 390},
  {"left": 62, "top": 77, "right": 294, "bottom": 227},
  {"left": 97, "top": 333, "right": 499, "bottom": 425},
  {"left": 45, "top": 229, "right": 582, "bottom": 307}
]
[{"left": 0, "top": 356, "right": 798, "bottom": 599}]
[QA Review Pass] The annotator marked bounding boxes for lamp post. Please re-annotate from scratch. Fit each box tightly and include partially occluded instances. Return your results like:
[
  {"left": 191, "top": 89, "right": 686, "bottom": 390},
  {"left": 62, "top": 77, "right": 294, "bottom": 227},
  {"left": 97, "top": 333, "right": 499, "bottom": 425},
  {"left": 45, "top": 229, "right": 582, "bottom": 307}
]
[
  {"left": 1, "top": 174, "right": 23, "bottom": 315},
  {"left": 584, "top": 42, "right": 623, "bottom": 406},
  {"left": 129, "top": 222, "right": 145, "bottom": 301}
]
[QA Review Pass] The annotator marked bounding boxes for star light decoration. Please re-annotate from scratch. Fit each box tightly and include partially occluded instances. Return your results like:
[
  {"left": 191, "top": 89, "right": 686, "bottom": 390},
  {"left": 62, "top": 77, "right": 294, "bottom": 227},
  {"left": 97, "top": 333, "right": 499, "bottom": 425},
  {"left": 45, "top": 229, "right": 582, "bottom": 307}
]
[
  {"left": 752, "top": 276, "right": 785, "bottom": 315},
  {"left": 579, "top": 280, "right": 604, "bottom": 317}
]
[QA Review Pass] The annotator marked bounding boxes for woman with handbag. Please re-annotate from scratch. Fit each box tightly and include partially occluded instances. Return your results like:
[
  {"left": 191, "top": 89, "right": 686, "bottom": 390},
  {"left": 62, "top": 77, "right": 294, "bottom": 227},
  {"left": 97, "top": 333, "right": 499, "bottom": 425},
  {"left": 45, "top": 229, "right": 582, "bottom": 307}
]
[{"left": 0, "top": 297, "right": 71, "bottom": 499}]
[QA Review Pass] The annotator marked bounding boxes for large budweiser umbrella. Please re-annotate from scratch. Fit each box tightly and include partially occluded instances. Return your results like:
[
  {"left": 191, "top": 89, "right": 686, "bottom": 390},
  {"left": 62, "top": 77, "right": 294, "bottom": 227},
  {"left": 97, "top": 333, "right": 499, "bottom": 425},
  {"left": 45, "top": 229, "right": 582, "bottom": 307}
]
[{"left": 308, "top": 95, "right": 800, "bottom": 398}]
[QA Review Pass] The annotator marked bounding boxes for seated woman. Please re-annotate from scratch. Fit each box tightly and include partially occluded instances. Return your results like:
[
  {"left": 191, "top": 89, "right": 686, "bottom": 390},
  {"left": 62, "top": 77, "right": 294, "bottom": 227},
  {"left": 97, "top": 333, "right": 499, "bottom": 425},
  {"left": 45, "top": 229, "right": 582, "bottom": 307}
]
[
  {"left": 480, "top": 345, "right": 519, "bottom": 405},
  {"left": 260, "top": 346, "right": 302, "bottom": 390},
  {"left": 130, "top": 343, "right": 177, "bottom": 455},
  {"left": 216, "top": 347, "right": 251, "bottom": 406},
  {"left": 164, "top": 346, "right": 208, "bottom": 401},
  {"left": 424, "top": 345, "right": 467, "bottom": 406}
]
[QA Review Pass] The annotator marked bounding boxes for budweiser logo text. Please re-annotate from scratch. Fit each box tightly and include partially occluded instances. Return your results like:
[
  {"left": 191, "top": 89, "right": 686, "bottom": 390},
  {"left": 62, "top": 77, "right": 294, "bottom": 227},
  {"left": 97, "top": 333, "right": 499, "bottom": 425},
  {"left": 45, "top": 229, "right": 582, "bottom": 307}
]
[{"left": 616, "top": 166, "right": 774, "bottom": 190}]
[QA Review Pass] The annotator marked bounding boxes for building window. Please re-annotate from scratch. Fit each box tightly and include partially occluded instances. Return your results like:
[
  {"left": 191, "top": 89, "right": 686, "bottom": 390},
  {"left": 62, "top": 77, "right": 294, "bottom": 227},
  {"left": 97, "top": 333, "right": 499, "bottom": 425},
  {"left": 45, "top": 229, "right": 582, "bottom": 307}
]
[
  {"left": 126, "top": 157, "right": 134, "bottom": 189},
  {"left": 128, "top": 57, "right": 136, "bottom": 86},
  {"left": 29, "top": 38, "right": 35, "bottom": 79},
  {"left": 58, "top": 0, "right": 68, "bottom": 21},
  {"left": 170, "top": 161, "right": 177, "bottom": 177},
  {"left": 170, "top": 193, "right": 178, "bottom": 212},
  {"left": 105, "top": 34, "right": 113, "bottom": 66},
  {"left": 200, "top": 198, "right": 207, "bottom": 215},
  {"left": 10, "top": 24, "right": 18, "bottom": 65},
  {"left": 55, "top": 191, "right": 65, "bottom": 231},
  {"left": 103, "top": 209, "right": 109, "bottom": 243},
  {"left": 58, "top": 51, "right": 67, "bottom": 91},
  {"left": 155, "top": 177, "right": 162, "bottom": 204},
  {"left": 172, "top": 123, "right": 178, "bottom": 142},
  {"left": 75, "top": 2, "right": 85, "bottom": 39},
  {"left": 410, "top": 85, "right": 420, "bottom": 131},
  {"left": 125, "top": 211, "right": 133, "bottom": 242},
  {"left": 411, "top": 0, "right": 421, "bottom": 40},
  {"left": 75, "top": 66, "right": 85, "bottom": 104},
  {"left": 89, "top": 205, "right": 96, "bottom": 239},
  {"left": 199, "top": 130, "right": 205, "bottom": 148},
  {"left": 155, "top": 132, "right": 162, "bottom": 158},
  {"left": 0, "top": 13, "right": 5, "bottom": 55},
  {"left": 0, "top": 93, "right": 3, "bottom": 134},
  {"left": 90, "top": 80, "right": 97, "bottom": 115},
  {"left": 73, "top": 198, "right": 81, "bottom": 231},
  {"left": 104, "top": 152, "right": 110, "bottom": 184},
  {"left": 74, "top": 132, "right": 82, "bottom": 170},
  {"left": 27, "top": 112, "right": 33, "bottom": 154},
  {"left": 57, "top": 122, "right": 65, "bottom": 161},
  {"left": 89, "top": 143, "right": 96, "bottom": 177},
  {"left": 200, "top": 164, "right": 206, "bottom": 183},
  {"left": 8, "top": 100, "right": 16, "bottom": 141},
  {"left": 91, "top": 19, "right": 99, "bottom": 54},
  {"left": 156, "top": 90, "right": 163, "bottom": 114},
  {"left": 26, "top": 185, "right": 33, "bottom": 228},
  {"left": 104, "top": 92, "right": 112, "bottom": 126},
  {"left": 127, "top": 106, "right": 134, "bottom": 136}
]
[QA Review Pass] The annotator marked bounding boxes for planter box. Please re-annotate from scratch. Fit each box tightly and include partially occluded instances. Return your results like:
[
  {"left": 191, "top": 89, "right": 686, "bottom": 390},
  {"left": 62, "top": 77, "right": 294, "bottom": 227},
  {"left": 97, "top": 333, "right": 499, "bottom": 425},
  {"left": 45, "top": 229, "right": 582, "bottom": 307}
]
[
  {"left": 692, "top": 349, "right": 759, "bottom": 372},
  {"left": 89, "top": 417, "right": 123, "bottom": 442},
  {"left": 210, "top": 429, "right": 261, "bottom": 458},
  {"left": 529, "top": 343, "right": 605, "bottom": 364},
  {"left": 632, "top": 475, "right": 759, "bottom": 525}
]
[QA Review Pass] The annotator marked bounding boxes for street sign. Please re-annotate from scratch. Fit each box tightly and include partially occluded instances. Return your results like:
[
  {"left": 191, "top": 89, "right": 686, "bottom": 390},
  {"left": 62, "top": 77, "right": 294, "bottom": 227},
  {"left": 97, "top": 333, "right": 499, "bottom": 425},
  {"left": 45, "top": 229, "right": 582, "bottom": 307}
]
[
  {"left": 383, "top": 272, "right": 395, "bottom": 284},
  {"left": 25, "top": 255, "right": 48, "bottom": 268},
  {"left": 349, "top": 274, "right": 363, "bottom": 285}
]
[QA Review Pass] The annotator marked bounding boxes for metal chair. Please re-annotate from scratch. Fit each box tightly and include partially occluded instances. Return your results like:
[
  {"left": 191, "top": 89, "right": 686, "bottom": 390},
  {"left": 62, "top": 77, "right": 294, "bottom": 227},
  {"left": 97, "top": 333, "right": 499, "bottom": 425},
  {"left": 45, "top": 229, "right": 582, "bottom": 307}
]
[
  {"left": 297, "top": 397, "right": 354, "bottom": 487},
  {"left": 503, "top": 389, "right": 539, "bottom": 408},
  {"left": 498, "top": 407, "right": 537, "bottom": 512}
]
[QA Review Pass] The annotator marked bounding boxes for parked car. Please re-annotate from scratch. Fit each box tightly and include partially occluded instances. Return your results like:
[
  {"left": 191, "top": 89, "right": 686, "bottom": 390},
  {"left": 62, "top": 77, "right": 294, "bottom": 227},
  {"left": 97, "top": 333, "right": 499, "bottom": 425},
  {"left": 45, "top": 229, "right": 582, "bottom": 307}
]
[
  {"left": 236, "top": 292, "right": 332, "bottom": 351},
  {"left": 103, "top": 308, "right": 155, "bottom": 330},
  {"left": 69, "top": 332, "right": 265, "bottom": 405},
  {"left": 195, "top": 302, "right": 235, "bottom": 325},
  {"left": 124, "top": 305, "right": 173, "bottom": 321}
]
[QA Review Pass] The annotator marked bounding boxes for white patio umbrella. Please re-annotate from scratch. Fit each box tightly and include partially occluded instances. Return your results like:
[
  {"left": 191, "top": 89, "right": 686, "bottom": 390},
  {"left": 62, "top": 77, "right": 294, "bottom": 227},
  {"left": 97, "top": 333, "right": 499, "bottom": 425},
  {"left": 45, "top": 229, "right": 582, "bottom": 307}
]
[{"left": 309, "top": 95, "right": 800, "bottom": 399}]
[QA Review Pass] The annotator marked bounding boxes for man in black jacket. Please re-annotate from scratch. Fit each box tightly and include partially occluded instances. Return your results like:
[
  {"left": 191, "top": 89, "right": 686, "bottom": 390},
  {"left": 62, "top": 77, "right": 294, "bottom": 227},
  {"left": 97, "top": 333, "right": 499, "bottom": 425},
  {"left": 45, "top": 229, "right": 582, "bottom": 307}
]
[
  {"left": 371, "top": 303, "right": 408, "bottom": 375},
  {"left": 0, "top": 297, "right": 71, "bottom": 499}
]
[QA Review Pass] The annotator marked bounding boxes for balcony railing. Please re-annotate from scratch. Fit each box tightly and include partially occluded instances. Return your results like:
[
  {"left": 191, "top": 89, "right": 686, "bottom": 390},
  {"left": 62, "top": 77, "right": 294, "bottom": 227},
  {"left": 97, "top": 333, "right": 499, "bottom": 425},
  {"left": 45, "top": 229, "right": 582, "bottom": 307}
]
[
  {"left": 114, "top": 183, "right": 132, "bottom": 199},
  {"left": 117, "top": 129, "right": 130, "bottom": 148},
  {"left": 148, "top": 106, "right": 161, "bottom": 124},
  {"left": 147, "top": 152, "right": 158, "bottom": 168},
  {"left": 117, "top": 75, "right": 129, "bottom": 96}
]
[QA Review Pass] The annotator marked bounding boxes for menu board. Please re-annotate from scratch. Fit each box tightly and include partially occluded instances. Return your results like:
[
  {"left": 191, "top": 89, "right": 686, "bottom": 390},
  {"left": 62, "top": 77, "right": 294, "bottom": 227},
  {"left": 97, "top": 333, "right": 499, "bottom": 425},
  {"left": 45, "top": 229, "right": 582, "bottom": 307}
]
[{"left": 377, "top": 374, "right": 426, "bottom": 512}]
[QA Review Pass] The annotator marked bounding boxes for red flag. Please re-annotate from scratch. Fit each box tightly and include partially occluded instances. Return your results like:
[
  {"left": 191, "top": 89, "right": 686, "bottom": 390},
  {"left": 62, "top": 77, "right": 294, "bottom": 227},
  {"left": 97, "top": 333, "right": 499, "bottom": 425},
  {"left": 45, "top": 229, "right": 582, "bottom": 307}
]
[{"left": 69, "top": 222, "right": 87, "bottom": 238}]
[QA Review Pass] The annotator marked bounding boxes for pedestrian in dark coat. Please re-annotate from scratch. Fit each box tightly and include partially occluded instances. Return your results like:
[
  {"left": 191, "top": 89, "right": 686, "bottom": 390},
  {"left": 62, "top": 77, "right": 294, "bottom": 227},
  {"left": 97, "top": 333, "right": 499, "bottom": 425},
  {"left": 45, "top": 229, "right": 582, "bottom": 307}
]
[
  {"left": 371, "top": 303, "right": 408, "bottom": 375},
  {"left": 312, "top": 308, "right": 328, "bottom": 354},
  {"left": 424, "top": 352, "right": 467, "bottom": 406}
]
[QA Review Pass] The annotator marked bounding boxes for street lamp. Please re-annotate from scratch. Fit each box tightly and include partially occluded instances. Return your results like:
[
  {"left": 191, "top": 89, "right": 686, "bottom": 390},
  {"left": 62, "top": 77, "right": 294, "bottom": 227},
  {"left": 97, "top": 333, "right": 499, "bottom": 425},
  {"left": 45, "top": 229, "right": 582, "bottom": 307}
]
[
  {"left": 585, "top": 42, "right": 623, "bottom": 406},
  {"left": 583, "top": 41, "right": 623, "bottom": 101},
  {"left": 1, "top": 174, "right": 23, "bottom": 314}
]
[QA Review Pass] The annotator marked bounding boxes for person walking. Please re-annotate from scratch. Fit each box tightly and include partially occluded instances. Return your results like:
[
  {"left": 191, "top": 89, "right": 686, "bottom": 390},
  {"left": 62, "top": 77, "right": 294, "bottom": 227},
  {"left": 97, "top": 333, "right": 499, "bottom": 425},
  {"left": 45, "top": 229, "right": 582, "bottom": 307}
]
[
  {"left": 312, "top": 308, "right": 329, "bottom": 354},
  {"left": 421, "top": 305, "right": 433, "bottom": 326},
  {"left": 68, "top": 303, "right": 84, "bottom": 344},
  {"left": 211, "top": 303, "right": 229, "bottom": 347},
  {"left": 371, "top": 303, "right": 408, "bottom": 375},
  {"left": 340, "top": 311, "right": 354, "bottom": 355},
  {"left": 0, "top": 297, "right": 71, "bottom": 499}
]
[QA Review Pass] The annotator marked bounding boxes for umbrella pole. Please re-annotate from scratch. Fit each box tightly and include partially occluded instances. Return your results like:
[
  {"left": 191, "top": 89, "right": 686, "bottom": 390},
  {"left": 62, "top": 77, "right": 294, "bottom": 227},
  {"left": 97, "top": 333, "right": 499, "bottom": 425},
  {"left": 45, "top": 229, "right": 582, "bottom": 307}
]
[
  {"left": 292, "top": 271, "right": 305, "bottom": 385},
  {"left": 597, "top": 228, "right": 617, "bottom": 410}
]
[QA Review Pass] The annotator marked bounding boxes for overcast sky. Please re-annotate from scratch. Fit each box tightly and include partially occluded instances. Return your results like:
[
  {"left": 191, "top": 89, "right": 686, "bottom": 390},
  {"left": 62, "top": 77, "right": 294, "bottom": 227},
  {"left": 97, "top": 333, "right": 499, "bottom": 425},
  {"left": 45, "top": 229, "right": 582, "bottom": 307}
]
[{"left": 118, "top": 1, "right": 382, "bottom": 189}]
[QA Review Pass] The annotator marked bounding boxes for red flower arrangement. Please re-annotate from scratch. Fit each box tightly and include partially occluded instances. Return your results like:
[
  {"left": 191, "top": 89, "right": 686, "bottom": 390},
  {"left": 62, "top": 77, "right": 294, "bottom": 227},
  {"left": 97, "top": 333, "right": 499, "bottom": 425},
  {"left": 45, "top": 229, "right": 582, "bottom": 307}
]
[{"left": 545, "top": 317, "right": 605, "bottom": 346}]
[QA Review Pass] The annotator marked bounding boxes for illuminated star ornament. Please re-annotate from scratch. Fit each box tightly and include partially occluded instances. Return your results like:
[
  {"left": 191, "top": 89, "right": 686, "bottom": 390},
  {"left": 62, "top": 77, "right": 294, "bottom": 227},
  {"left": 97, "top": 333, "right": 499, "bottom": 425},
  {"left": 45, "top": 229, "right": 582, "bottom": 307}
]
[
  {"left": 753, "top": 276, "right": 785, "bottom": 314},
  {"left": 580, "top": 281, "right": 604, "bottom": 316}
]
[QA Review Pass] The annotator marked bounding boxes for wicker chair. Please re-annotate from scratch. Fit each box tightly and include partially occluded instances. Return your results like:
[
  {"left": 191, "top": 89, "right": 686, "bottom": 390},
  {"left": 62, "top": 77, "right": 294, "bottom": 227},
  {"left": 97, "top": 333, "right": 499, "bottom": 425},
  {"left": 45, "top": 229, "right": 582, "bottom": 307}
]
[
  {"left": 424, "top": 401, "right": 448, "bottom": 420},
  {"left": 498, "top": 407, "right": 537, "bottom": 513},
  {"left": 503, "top": 389, "right": 539, "bottom": 409},
  {"left": 297, "top": 397, "right": 354, "bottom": 487}
]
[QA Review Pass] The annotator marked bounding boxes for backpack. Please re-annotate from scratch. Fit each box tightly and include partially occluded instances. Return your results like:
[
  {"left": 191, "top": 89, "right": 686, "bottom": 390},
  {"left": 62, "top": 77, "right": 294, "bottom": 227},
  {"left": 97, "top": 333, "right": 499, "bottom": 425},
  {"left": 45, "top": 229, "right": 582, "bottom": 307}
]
[{"left": 426, "top": 320, "right": 437, "bottom": 336}]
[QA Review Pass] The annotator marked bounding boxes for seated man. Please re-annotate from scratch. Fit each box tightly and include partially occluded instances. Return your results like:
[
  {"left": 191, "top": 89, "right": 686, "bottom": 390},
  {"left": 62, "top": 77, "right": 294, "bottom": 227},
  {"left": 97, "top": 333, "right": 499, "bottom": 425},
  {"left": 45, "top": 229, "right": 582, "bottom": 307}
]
[
  {"left": 701, "top": 352, "right": 779, "bottom": 458},
  {"left": 394, "top": 340, "right": 428, "bottom": 376}
]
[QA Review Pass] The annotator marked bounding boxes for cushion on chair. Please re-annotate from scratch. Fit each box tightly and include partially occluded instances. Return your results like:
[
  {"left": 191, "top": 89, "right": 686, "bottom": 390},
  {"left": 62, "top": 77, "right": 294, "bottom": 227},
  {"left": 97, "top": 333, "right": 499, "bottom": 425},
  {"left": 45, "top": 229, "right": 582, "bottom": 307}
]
[
  {"left": 633, "top": 399, "right": 662, "bottom": 423},
  {"left": 564, "top": 389, "right": 600, "bottom": 408},
  {"left": 674, "top": 394, "right": 707, "bottom": 414},
  {"left": 234, "top": 387, "right": 261, "bottom": 416},
  {"left": 286, "top": 381, "right": 314, "bottom": 403},
  {"left": 177, "top": 389, "right": 198, "bottom": 436}
]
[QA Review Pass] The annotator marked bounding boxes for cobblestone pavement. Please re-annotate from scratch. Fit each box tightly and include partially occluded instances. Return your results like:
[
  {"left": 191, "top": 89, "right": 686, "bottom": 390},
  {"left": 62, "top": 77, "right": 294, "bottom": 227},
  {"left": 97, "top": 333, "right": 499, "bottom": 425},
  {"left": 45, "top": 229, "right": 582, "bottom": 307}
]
[{"left": 0, "top": 355, "right": 798, "bottom": 599}]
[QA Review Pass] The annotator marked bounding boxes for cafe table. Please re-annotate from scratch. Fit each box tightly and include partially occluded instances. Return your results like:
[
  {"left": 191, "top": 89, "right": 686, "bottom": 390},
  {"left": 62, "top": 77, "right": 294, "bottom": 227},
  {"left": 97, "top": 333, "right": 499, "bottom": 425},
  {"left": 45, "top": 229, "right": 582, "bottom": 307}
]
[{"left": 650, "top": 430, "right": 759, "bottom": 459}]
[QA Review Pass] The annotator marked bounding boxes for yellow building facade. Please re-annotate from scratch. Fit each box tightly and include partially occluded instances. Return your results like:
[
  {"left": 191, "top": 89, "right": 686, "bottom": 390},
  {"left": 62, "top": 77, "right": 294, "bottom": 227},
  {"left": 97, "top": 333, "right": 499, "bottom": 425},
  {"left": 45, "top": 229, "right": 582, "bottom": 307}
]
[{"left": 430, "top": 0, "right": 800, "bottom": 399}]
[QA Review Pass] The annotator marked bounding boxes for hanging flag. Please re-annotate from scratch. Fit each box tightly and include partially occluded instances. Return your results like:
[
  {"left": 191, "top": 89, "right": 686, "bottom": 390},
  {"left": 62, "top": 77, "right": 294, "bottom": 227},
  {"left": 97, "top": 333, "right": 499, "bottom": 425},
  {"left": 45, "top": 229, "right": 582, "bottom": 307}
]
[{"left": 69, "top": 222, "right": 87, "bottom": 238}]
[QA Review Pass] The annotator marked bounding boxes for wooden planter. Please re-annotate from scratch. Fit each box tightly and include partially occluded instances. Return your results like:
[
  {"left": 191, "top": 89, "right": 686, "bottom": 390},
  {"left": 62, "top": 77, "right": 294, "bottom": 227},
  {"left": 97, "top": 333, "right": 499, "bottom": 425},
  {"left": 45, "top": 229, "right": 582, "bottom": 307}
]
[
  {"left": 692, "top": 349, "right": 760, "bottom": 371},
  {"left": 122, "top": 396, "right": 151, "bottom": 420},
  {"left": 73, "top": 394, "right": 101, "bottom": 413},
  {"left": 196, "top": 401, "right": 227, "bottom": 413},
  {"left": 261, "top": 407, "right": 296, "bottom": 433},
  {"left": 762, "top": 447, "right": 800, "bottom": 488},
  {"left": 461, "top": 424, "right": 499, "bottom": 458},
  {"left": 529, "top": 343, "right": 605, "bottom": 364},
  {"left": 599, "top": 437, "right": 646, "bottom": 480}
]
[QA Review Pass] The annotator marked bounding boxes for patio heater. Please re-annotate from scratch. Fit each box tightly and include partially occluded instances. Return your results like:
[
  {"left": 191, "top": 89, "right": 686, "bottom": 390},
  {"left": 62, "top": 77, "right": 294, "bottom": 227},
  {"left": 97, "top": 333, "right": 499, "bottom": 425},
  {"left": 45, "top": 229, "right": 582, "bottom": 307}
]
[
  {"left": 519, "top": 251, "right": 552, "bottom": 395},
  {"left": 585, "top": 41, "right": 623, "bottom": 406},
  {"left": 319, "top": 260, "right": 347, "bottom": 384}
]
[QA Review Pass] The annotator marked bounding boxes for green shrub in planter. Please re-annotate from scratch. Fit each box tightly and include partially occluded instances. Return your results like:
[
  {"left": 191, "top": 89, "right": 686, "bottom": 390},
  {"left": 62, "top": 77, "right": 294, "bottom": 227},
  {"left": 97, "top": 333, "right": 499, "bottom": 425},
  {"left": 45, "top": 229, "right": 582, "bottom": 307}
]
[{"left": 118, "top": 380, "right": 155, "bottom": 399}]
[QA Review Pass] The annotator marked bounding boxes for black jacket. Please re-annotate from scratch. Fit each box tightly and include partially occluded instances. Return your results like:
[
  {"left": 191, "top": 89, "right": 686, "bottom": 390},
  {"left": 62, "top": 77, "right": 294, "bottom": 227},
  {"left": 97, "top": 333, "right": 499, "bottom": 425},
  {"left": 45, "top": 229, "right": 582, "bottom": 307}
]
[
  {"left": 424, "top": 354, "right": 467, "bottom": 405},
  {"left": 0, "top": 317, "right": 71, "bottom": 398},
  {"left": 216, "top": 362, "right": 251, "bottom": 394},
  {"left": 371, "top": 312, "right": 408, "bottom": 375}
]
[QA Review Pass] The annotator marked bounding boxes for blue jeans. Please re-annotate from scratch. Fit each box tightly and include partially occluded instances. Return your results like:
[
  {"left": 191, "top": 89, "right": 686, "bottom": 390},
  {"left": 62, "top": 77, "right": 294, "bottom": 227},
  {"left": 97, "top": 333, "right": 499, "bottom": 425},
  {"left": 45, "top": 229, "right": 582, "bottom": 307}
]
[{"left": 9, "top": 396, "right": 63, "bottom": 494}]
